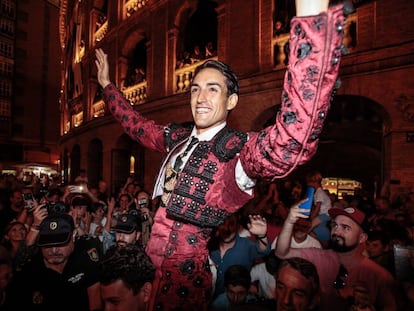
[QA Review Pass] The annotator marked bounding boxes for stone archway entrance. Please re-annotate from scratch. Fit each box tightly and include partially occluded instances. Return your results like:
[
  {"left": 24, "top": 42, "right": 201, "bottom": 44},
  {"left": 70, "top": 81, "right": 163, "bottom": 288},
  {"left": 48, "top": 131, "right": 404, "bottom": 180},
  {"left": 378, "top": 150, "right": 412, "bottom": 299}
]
[
  {"left": 259, "top": 95, "right": 389, "bottom": 197},
  {"left": 111, "top": 134, "right": 145, "bottom": 196}
]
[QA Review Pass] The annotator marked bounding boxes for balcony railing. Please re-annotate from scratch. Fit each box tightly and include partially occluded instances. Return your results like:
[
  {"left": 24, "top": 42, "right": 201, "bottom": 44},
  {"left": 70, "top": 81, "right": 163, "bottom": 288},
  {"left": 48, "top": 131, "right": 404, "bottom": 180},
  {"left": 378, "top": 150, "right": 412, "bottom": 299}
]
[
  {"left": 174, "top": 57, "right": 218, "bottom": 94},
  {"left": 122, "top": 81, "right": 147, "bottom": 105},
  {"left": 94, "top": 20, "right": 108, "bottom": 43},
  {"left": 64, "top": 121, "right": 70, "bottom": 134},
  {"left": 124, "top": 0, "right": 148, "bottom": 19},
  {"left": 343, "top": 13, "right": 357, "bottom": 52},
  {"left": 272, "top": 33, "right": 290, "bottom": 68},
  {"left": 72, "top": 111, "right": 83, "bottom": 128},
  {"left": 91, "top": 100, "right": 106, "bottom": 118}
]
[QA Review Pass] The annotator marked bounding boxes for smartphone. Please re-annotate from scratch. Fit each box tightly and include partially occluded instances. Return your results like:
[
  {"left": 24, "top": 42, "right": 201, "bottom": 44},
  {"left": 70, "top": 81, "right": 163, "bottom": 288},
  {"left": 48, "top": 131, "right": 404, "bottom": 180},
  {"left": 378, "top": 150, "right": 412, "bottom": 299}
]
[
  {"left": 138, "top": 198, "right": 147, "bottom": 207},
  {"left": 298, "top": 186, "right": 315, "bottom": 217},
  {"left": 69, "top": 185, "right": 84, "bottom": 193},
  {"left": 23, "top": 192, "right": 36, "bottom": 212}
]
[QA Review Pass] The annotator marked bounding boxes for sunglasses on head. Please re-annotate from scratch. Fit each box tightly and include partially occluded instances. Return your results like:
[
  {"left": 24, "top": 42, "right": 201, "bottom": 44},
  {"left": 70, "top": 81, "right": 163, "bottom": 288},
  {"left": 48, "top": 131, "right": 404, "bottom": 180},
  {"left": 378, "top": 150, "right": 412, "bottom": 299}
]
[{"left": 333, "top": 264, "right": 348, "bottom": 289}]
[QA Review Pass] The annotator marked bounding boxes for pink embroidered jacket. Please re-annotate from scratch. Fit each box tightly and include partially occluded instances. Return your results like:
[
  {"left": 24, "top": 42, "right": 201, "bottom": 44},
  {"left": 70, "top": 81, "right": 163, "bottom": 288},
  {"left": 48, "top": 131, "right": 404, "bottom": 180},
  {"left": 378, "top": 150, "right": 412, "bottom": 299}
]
[{"left": 101, "top": 3, "right": 347, "bottom": 309}]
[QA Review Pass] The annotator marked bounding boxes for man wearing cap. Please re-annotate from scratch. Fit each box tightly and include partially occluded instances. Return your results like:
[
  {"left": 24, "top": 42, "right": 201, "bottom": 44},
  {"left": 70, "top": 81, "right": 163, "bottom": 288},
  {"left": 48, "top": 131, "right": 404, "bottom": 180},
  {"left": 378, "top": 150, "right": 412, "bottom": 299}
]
[
  {"left": 102, "top": 211, "right": 142, "bottom": 253},
  {"left": 275, "top": 204, "right": 398, "bottom": 311},
  {"left": 3, "top": 212, "right": 102, "bottom": 311}
]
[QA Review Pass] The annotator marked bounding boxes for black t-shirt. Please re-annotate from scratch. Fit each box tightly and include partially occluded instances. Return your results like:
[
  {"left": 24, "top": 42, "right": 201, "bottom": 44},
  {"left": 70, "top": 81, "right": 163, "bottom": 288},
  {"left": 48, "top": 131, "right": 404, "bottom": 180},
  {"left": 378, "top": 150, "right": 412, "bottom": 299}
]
[
  {"left": 3, "top": 238, "right": 101, "bottom": 311},
  {"left": 0, "top": 208, "right": 20, "bottom": 240}
]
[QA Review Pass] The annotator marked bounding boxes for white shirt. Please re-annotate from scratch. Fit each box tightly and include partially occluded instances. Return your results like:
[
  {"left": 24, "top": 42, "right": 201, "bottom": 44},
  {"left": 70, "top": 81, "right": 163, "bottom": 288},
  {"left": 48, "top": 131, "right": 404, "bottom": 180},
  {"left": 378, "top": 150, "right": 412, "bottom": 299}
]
[
  {"left": 314, "top": 186, "right": 332, "bottom": 215},
  {"left": 153, "top": 122, "right": 255, "bottom": 197},
  {"left": 271, "top": 234, "right": 322, "bottom": 250},
  {"left": 250, "top": 262, "right": 276, "bottom": 299},
  {"left": 89, "top": 217, "right": 107, "bottom": 242}
]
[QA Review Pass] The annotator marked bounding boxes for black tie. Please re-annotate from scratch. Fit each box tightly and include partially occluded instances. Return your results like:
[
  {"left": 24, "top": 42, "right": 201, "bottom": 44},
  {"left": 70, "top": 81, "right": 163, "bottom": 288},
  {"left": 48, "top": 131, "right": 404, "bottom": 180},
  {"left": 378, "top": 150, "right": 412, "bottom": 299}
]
[{"left": 173, "top": 137, "right": 199, "bottom": 171}]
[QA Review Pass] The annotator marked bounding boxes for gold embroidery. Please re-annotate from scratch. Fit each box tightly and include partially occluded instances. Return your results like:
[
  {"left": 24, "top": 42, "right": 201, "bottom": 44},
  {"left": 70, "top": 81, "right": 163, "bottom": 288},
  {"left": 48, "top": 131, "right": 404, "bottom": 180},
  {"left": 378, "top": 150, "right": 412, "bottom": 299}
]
[{"left": 161, "top": 163, "right": 178, "bottom": 207}]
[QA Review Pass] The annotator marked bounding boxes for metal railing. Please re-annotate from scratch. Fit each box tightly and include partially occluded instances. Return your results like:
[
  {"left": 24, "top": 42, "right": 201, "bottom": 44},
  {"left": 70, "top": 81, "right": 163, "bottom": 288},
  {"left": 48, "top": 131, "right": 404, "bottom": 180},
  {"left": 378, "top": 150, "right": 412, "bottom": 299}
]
[
  {"left": 94, "top": 20, "right": 108, "bottom": 43},
  {"left": 174, "top": 57, "right": 218, "bottom": 93},
  {"left": 124, "top": 0, "right": 148, "bottom": 19},
  {"left": 122, "top": 80, "right": 147, "bottom": 105}
]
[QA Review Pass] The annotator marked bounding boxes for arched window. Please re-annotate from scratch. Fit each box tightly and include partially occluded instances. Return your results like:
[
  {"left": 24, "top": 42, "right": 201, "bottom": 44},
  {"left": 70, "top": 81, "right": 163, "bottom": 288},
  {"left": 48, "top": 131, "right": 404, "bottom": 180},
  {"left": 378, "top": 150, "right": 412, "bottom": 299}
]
[
  {"left": 112, "top": 134, "right": 144, "bottom": 196},
  {"left": 176, "top": 0, "right": 218, "bottom": 69},
  {"left": 124, "top": 39, "right": 147, "bottom": 88},
  {"left": 88, "top": 139, "right": 103, "bottom": 188},
  {"left": 273, "top": 0, "right": 296, "bottom": 37},
  {"left": 256, "top": 95, "right": 386, "bottom": 196},
  {"left": 70, "top": 144, "right": 81, "bottom": 183},
  {"left": 62, "top": 149, "right": 69, "bottom": 184}
]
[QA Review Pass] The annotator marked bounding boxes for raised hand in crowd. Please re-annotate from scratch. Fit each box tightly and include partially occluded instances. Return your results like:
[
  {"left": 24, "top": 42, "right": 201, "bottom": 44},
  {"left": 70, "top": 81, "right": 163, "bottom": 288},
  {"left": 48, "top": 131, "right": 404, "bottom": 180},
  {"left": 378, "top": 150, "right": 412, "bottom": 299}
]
[
  {"left": 26, "top": 203, "right": 48, "bottom": 246},
  {"left": 247, "top": 214, "right": 268, "bottom": 251}
]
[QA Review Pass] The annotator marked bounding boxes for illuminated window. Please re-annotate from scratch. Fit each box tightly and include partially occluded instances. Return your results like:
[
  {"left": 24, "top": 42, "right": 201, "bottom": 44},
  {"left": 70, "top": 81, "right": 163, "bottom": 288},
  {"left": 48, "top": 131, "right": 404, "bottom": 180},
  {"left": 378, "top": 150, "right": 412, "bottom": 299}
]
[
  {"left": 322, "top": 177, "right": 362, "bottom": 199},
  {"left": 130, "top": 155, "right": 135, "bottom": 174}
]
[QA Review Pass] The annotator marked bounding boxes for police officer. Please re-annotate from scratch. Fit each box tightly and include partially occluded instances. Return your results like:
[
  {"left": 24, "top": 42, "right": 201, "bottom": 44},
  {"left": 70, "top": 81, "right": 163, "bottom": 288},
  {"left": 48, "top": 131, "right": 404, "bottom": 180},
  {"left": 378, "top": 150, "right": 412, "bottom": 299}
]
[{"left": 3, "top": 213, "right": 102, "bottom": 311}]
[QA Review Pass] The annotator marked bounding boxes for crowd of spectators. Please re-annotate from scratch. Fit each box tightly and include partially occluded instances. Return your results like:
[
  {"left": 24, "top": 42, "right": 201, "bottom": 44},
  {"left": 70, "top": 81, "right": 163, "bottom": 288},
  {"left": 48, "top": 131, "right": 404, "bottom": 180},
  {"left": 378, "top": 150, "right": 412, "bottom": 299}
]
[
  {"left": 0, "top": 170, "right": 413, "bottom": 310},
  {"left": 176, "top": 42, "right": 217, "bottom": 69}
]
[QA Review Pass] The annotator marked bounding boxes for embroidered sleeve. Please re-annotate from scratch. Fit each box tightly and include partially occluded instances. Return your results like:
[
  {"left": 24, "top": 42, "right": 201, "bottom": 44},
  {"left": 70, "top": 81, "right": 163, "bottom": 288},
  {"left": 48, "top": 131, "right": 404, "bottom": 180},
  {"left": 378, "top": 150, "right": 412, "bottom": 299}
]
[
  {"left": 102, "top": 84, "right": 167, "bottom": 152},
  {"left": 240, "top": 4, "right": 348, "bottom": 180}
]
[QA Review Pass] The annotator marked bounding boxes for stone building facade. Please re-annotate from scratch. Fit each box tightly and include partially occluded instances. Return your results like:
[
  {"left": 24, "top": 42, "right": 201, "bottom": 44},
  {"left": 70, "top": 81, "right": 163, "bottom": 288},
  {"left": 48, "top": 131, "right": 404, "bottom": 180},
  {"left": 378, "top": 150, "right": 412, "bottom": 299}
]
[{"left": 58, "top": 0, "right": 414, "bottom": 198}]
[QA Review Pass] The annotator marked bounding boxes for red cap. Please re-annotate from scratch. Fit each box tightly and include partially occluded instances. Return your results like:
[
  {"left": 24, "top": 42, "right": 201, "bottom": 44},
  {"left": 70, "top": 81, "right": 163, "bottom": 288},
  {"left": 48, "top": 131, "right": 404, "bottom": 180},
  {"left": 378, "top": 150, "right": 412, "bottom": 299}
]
[{"left": 328, "top": 207, "right": 368, "bottom": 231}]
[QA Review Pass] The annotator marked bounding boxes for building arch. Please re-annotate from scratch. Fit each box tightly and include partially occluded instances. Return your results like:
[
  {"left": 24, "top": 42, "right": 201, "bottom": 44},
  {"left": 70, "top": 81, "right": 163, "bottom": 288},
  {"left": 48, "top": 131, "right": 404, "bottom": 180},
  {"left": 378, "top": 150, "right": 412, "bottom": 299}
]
[
  {"left": 175, "top": 0, "right": 218, "bottom": 66},
  {"left": 272, "top": 0, "right": 296, "bottom": 36},
  {"left": 62, "top": 148, "right": 69, "bottom": 184},
  {"left": 70, "top": 144, "right": 81, "bottom": 183},
  {"left": 122, "top": 38, "right": 148, "bottom": 88},
  {"left": 255, "top": 94, "right": 389, "bottom": 196},
  {"left": 118, "top": 29, "right": 148, "bottom": 88},
  {"left": 88, "top": 138, "right": 103, "bottom": 188},
  {"left": 111, "top": 134, "right": 145, "bottom": 196}
]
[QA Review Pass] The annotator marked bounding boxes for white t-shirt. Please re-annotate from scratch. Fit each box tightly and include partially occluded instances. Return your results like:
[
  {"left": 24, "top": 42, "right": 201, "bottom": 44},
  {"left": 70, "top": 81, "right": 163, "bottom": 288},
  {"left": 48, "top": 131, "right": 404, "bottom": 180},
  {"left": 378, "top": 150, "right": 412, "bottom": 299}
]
[
  {"left": 153, "top": 122, "right": 255, "bottom": 197},
  {"left": 250, "top": 262, "right": 276, "bottom": 299},
  {"left": 314, "top": 186, "right": 332, "bottom": 215},
  {"left": 271, "top": 234, "right": 322, "bottom": 250},
  {"left": 89, "top": 217, "right": 107, "bottom": 242}
]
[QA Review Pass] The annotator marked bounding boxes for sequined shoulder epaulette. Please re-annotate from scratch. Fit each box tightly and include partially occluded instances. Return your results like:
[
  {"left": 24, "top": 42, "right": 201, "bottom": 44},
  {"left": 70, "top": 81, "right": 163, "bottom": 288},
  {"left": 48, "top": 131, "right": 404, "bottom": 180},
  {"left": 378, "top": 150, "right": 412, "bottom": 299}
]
[{"left": 211, "top": 127, "right": 248, "bottom": 162}]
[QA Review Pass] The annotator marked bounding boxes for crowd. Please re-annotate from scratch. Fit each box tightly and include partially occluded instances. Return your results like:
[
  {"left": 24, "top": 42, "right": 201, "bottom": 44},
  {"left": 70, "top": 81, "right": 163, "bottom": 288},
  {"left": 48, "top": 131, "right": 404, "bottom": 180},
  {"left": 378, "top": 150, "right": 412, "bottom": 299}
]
[
  {"left": 176, "top": 42, "right": 217, "bottom": 69},
  {"left": 0, "top": 170, "right": 413, "bottom": 310}
]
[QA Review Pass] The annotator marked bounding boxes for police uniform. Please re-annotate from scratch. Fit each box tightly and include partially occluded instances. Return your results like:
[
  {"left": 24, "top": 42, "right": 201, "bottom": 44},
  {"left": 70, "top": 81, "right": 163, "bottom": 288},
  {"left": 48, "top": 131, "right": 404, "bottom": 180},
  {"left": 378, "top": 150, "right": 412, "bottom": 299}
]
[
  {"left": 3, "top": 213, "right": 101, "bottom": 311},
  {"left": 4, "top": 238, "right": 100, "bottom": 311}
]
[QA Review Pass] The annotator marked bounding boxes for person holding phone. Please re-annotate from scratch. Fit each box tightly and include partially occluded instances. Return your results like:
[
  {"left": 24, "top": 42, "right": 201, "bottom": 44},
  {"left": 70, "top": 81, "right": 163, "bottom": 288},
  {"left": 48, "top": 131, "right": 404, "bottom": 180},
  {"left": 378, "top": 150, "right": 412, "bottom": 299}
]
[
  {"left": 305, "top": 170, "right": 332, "bottom": 246},
  {"left": 135, "top": 190, "right": 154, "bottom": 248},
  {"left": 22, "top": 192, "right": 36, "bottom": 212},
  {"left": 275, "top": 204, "right": 398, "bottom": 311}
]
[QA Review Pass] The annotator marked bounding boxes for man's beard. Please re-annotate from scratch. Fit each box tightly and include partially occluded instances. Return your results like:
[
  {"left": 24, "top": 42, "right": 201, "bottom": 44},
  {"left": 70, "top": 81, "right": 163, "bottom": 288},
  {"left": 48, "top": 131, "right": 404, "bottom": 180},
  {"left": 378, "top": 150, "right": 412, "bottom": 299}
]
[
  {"left": 116, "top": 240, "right": 128, "bottom": 248},
  {"left": 44, "top": 253, "right": 66, "bottom": 265},
  {"left": 330, "top": 234, "right": 359, "bottom": 253}
]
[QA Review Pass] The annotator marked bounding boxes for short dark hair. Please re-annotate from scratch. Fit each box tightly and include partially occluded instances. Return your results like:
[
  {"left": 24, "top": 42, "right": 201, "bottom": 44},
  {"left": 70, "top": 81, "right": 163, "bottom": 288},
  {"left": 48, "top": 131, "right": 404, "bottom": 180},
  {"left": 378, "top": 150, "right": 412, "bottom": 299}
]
[
  {"left": 367, "top": 230, "right": 389, "bottom": 246},
  {"left": 277, "top": 257, "right": 320, "bottom": 296},
  {"left": 193, "top": 60, "right": 239, "bottom": 96},
  {"left": 99, "top": 244, "right": 155, "bottom": 295},
  {"left": 224, "top": 264, "right": 251, "bottom": 290},
  {"left": 119, "top": 193, "right": 133, "bottom": 203},
  {"left": 265, "top": 252, "right": 282, "bottom": 275}
]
